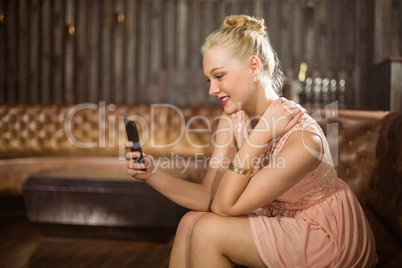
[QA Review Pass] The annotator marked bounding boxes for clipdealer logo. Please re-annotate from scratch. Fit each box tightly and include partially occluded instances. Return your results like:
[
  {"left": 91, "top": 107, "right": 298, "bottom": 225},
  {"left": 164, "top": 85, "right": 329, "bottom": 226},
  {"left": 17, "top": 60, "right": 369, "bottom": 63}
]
[
  {"left": 64, "top": 101, "right": 340, "bottom": 170},
  {"left": 64, "top": 102, "right": 228, "bottom": 150}
]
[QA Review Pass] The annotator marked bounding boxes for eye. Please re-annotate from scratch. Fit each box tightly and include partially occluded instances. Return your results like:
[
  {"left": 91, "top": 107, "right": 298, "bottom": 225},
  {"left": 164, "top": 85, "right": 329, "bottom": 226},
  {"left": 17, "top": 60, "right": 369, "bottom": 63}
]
[
  {"left": 216, "top": 74, "right": 223, "bottom": 80},
  {"left": 205, "top": 78, "right": 210, "bottom": 83}
]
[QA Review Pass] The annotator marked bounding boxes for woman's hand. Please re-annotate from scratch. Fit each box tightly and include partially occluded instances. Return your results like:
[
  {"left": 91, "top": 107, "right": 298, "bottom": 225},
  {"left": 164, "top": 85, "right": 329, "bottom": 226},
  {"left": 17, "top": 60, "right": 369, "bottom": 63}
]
[
  {"left": 257, "top": 97, "right": 305, "bottom": 139},
  {"left": 125, "top": 141, "right": 155, "bottom": 181}
]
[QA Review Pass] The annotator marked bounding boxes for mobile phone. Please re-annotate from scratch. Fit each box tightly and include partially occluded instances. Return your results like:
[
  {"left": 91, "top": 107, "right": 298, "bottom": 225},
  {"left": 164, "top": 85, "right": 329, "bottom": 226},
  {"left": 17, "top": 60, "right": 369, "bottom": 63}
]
[{"left": 124, "top": 118, "right": 145, "bottom": 168}]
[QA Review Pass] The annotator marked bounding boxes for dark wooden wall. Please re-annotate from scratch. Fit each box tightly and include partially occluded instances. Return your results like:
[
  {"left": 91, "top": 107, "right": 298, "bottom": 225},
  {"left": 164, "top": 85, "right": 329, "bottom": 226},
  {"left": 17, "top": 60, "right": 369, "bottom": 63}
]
[{"left": 0, "top": 0, "right": 401, "bottom": 108}]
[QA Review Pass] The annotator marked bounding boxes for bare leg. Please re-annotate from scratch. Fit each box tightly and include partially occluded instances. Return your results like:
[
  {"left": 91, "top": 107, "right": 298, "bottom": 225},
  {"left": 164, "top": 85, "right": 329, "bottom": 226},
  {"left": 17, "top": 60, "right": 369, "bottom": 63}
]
[
  {"left": 169, "top": 211, "right": 207, "bottom": 268},
  {"left": 190, "top": 213, "right": 265, "bottom": 268}
]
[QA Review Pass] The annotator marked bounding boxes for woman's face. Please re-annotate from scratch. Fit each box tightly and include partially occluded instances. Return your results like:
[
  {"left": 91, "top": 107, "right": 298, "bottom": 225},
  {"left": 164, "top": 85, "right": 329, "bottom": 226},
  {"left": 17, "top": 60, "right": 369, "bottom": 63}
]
[{"left": 203, "top": 45, "right": 259, "bottom": 115}]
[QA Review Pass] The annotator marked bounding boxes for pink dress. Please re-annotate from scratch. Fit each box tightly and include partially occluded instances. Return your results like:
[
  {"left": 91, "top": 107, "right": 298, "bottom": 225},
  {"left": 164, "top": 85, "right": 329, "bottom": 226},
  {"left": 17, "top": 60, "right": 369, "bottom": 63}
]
[{"left": 232, "top": 111, "right": 378, "bottom": 268}]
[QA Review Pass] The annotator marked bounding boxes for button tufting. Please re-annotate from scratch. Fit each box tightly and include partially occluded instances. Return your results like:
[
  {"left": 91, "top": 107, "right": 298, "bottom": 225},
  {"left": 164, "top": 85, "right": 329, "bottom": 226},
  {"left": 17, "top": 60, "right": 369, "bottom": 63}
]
[
  {"left": 345, "top": 168, "right": 350, "bottom": 173},
  {"left": 348, "top": 140, "right": 353, "bottom": 145},
  {"left": 366, "top": 130, "right": 371, "bottom": 134}
]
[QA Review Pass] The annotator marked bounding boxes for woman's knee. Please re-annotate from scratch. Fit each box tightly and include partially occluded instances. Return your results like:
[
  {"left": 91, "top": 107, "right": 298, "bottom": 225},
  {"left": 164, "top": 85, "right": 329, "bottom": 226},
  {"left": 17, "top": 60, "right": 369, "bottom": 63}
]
[
  {"left": 176, "top": 211, "right": 207, "bottom": 237},
  {"left": 190, "top": 213, "right": 223, "bottom": 248}
]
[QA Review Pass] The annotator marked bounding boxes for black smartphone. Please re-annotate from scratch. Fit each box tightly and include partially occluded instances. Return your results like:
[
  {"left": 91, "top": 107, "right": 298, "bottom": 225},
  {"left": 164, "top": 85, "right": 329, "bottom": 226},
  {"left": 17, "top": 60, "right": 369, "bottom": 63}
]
[{"left": 124, "top": 118, "right": 146, "bottom": 168}]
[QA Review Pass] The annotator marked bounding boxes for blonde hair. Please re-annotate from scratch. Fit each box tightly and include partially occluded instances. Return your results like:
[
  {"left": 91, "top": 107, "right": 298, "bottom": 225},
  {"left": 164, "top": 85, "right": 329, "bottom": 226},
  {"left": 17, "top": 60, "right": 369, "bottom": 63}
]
[{"left": 201, "top": 15, "right": 284, "bottom": 99}]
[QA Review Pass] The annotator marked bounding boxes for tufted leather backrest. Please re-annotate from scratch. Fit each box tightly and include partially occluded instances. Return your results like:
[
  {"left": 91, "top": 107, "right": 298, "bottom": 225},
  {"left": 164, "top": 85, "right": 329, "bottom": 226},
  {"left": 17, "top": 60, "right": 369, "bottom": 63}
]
[
  {"left": 0, "top": 104, "right": 222, "bottom": 159},
  {"left": 0, "top": 104, "right": 148, "bottom": 158},
  {"left": 0, "top": 104, "right": 389, "bottom": 204},
  {"left": 367, "top": 112, "right": 402, "bottom": 243},
  {"left": 0, "top": 105, "right": 73, "bottom": 158},
  {"left": 163, "top": 106, "right": 221, "bottom": 156},
  {"left": 311, "top": 109, "right": 389, "bottom": 204}
]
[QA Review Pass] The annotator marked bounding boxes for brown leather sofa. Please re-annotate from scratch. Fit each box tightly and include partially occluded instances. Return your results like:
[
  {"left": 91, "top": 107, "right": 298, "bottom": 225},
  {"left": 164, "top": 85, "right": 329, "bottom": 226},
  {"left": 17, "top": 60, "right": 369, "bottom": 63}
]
[{"left": 0, "top": 104, "right": 401, "bottom": 266}]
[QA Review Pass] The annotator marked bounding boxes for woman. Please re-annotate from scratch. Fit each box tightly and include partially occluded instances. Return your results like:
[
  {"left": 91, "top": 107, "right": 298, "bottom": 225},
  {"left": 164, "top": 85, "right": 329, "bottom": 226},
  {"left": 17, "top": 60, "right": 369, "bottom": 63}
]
[{"left": 125, "top": 15, "right": 377, "bottom": 268}]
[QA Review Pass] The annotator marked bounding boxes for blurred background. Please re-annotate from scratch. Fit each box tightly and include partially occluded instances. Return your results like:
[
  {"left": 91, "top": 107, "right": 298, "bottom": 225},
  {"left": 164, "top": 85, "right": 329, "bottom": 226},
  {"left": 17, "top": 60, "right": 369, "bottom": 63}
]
[{"left": 0, "top": 0, "right": 401, "bottom": 110}]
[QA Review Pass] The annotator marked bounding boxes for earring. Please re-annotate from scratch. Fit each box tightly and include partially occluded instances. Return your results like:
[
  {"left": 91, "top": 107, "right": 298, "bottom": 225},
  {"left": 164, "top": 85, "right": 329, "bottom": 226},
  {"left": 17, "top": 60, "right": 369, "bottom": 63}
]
[{"left": 253, "top": 76, "right": 260, "bottom": 82}]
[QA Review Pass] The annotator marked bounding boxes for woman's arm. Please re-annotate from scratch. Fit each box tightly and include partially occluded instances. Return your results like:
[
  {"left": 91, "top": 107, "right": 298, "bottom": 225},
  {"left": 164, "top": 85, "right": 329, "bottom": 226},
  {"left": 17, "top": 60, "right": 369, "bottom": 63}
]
[
  {"left": 211, "top": 130, "right": 323, "bottom": 216},
  {"left": 125, "top": 112, "right": 238, "bottom": 212},
  {"left": 211, "top": 98, "right": 315, "bottom": 216}
]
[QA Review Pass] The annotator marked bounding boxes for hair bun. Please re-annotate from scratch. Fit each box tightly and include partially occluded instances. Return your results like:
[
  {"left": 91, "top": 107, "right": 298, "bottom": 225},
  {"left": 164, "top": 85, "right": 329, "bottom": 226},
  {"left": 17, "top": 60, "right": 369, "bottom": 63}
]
[{"left": 223, "top": 15, "right": 266, "bottom": 36}]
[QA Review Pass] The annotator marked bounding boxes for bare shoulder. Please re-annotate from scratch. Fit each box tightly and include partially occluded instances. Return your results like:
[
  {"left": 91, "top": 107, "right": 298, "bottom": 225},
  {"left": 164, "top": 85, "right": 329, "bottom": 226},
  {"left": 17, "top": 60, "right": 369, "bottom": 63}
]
[
  {"left": 290, "top": 130, "right": 323, "bottom": 152},
  {"left": 278, "top": 130, "right": 323, "bottom": 171},
  {"left": 284, "top": 129, "right": 323, "bottom": 152}
]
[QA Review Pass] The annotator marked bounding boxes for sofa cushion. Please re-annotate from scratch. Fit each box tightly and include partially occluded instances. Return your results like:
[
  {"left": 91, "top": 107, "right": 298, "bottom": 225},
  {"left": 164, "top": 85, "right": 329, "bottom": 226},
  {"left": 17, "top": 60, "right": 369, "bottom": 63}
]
[
  {"left": 367, "top": 112, "right": 402, "bottom": 244},
  {"left": 363, "top": 206, "right": 402, "bottom": 267}
]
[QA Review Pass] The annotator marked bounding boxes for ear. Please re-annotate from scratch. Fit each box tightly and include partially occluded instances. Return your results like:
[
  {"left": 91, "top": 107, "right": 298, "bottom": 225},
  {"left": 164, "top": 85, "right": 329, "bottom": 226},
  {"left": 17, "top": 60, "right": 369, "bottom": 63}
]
[{"left": 249, "top": 55, "right": 262, "bottom": 77}]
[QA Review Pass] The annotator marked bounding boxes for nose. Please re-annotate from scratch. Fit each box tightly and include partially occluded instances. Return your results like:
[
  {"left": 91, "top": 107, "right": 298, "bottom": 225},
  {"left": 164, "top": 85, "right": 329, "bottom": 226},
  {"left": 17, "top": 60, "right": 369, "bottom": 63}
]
[{"left": 208, "top": 81, "right": 220, "bottom": 96}]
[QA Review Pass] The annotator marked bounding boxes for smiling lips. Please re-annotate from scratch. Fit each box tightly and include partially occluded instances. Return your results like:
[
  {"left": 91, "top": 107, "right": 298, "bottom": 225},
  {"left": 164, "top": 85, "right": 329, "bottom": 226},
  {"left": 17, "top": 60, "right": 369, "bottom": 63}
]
[{"left": 219, "top": 96, "right": 230, "bottom": 105}]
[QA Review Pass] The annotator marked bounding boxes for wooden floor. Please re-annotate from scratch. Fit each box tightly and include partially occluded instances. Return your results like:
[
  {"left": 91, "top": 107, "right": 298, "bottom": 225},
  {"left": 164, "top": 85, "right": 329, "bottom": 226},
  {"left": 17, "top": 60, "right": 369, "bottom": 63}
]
[{"left": 0, "top": 204, "right": 173, "bottom": 268}]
